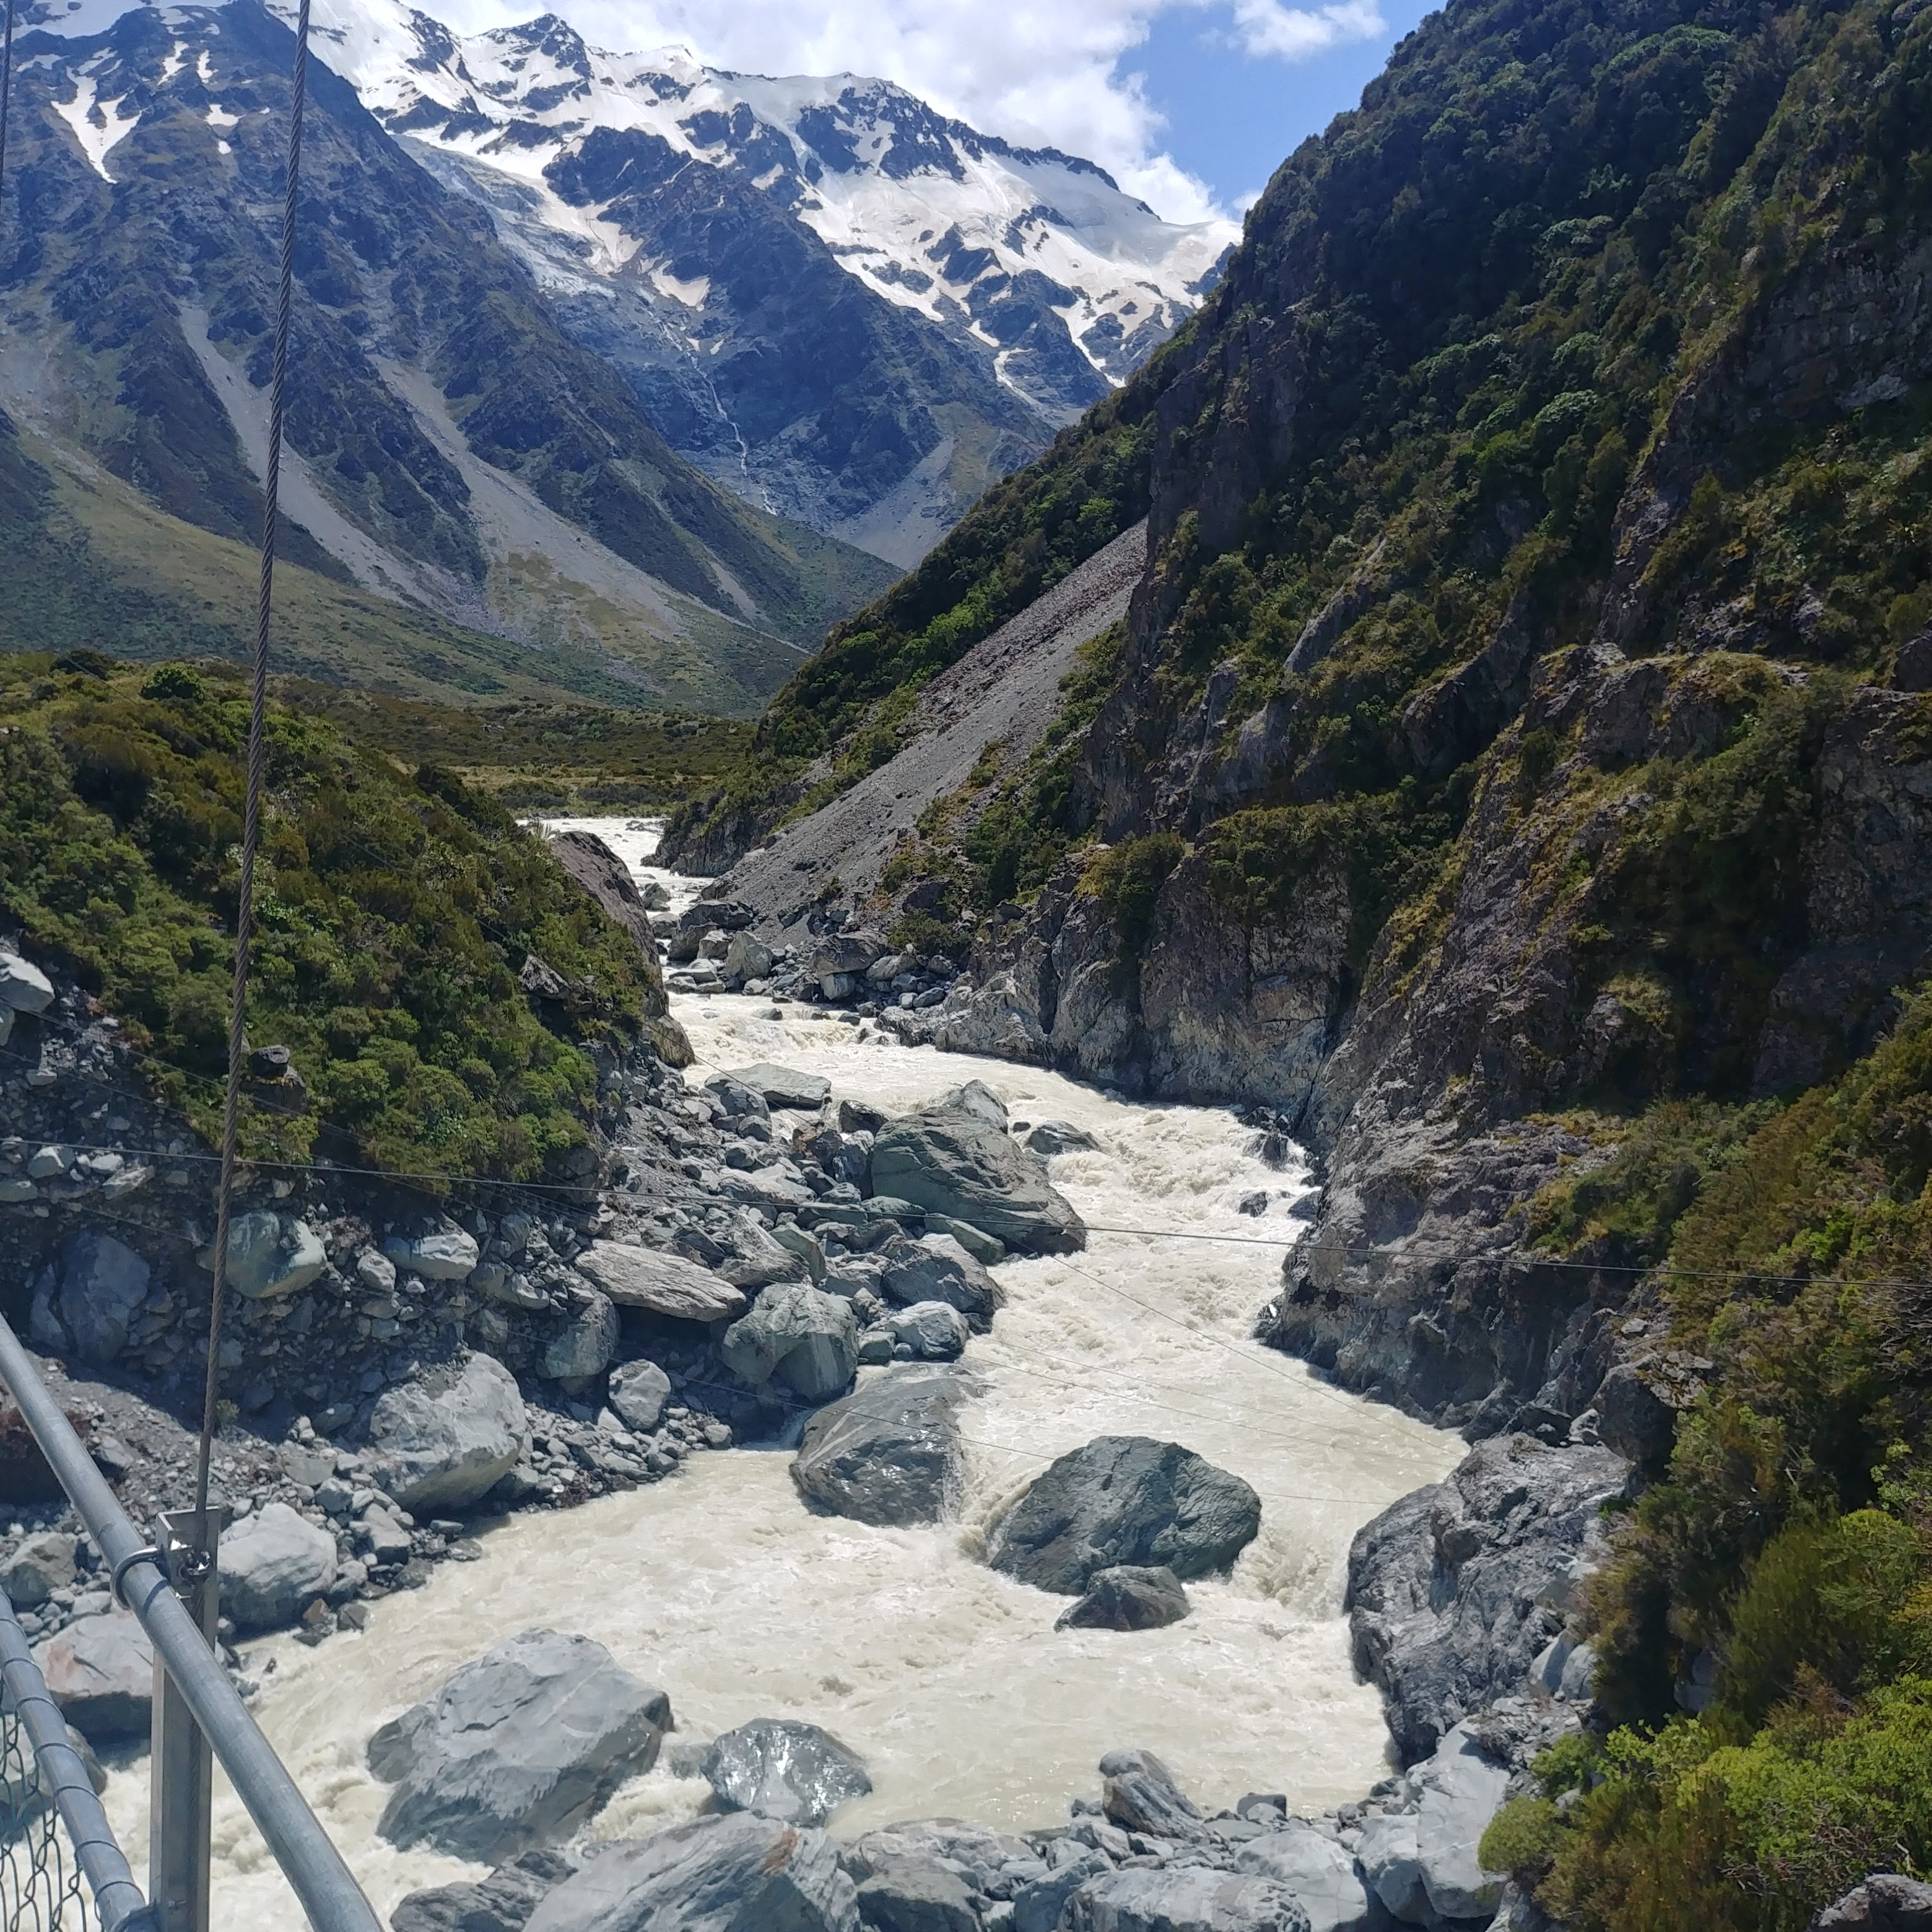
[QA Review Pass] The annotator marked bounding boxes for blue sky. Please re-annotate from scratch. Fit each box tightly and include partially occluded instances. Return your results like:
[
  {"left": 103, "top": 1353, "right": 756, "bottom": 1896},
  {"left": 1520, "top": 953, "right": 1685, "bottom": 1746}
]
[{"left": 1127, "top": 0, "right": 1434, "bottom": 208}]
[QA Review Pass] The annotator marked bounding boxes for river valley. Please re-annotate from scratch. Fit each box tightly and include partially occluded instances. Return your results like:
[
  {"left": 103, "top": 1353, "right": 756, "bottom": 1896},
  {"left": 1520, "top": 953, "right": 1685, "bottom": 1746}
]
[{"left": 97, "top": 820, "right": 1460, "bottom": 1929}]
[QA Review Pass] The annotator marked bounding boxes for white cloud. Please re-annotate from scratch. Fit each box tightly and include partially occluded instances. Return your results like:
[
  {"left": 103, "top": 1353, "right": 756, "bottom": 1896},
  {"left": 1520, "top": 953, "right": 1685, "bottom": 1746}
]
[{"left": 1226, "top": 0, "right": 1385, "bottom": 61}]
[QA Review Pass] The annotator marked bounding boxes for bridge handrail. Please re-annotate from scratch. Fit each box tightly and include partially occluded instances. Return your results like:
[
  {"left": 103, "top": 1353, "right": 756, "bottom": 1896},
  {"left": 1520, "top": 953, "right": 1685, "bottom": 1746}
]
[
  {"left": 0, "top": 1585, "right": 155, "bottom": 1930},
  {"left": 0, "top": 1315, "right": 382, "bottom": 1932}
]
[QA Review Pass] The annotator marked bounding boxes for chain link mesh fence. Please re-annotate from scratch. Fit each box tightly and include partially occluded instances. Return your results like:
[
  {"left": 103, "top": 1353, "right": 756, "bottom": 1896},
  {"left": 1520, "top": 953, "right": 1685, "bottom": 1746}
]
[{"left": 0, "top": 1689, "right": 92, "bottom": 1932}]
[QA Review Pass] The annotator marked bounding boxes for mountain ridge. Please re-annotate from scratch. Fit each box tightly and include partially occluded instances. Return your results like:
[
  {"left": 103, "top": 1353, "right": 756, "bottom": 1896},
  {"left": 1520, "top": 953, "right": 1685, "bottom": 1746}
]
[{"left": 0, "top": 0, "right": 897, "bottom": 713}]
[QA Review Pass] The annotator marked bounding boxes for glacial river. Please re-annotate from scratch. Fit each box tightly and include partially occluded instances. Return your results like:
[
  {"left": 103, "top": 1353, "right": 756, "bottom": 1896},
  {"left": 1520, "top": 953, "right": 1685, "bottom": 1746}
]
[{"left": 100, "top": 819, "right": 1458, "bottom": 1928}]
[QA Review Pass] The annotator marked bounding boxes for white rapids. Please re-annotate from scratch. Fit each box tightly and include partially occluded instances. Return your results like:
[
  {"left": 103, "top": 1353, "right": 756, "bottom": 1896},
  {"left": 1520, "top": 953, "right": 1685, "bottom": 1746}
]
[{"left": 98, "top": 819, "right": 1459, "bottom": 1930}]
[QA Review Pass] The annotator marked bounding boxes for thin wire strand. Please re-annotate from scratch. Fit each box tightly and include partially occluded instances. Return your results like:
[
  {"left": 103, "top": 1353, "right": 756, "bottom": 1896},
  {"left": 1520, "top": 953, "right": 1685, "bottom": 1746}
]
[{"left": 197, "top": 0, "right": 311, "bottom": 1536}]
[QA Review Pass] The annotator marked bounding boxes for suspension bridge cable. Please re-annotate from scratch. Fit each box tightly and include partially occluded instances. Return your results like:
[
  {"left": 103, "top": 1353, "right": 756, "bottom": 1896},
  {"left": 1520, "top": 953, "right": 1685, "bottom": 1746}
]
[{"left": 196, "top": 0, "right": 312, "bottom": 1539}]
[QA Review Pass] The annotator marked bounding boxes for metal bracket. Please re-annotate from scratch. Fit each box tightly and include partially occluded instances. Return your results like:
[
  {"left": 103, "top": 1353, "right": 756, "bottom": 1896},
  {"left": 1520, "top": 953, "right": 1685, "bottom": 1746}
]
[{"left": 149, "top": 1506, "right": 228, "bottom": 1932}]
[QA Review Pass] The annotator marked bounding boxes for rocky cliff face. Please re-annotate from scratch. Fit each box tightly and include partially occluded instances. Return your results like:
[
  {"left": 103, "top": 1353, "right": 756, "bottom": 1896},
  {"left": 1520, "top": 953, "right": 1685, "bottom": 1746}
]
[{"left": 701, "top": 0, "right": 1932, "bottom": 1445}]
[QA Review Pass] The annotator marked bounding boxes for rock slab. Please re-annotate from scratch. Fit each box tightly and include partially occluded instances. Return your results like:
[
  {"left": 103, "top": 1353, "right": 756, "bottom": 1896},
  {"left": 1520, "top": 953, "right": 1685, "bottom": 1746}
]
[
  {"left": 574, "top": 1241, "right": 747, "bottom": 1322},
  {"left": 366, "top": 1353, "right": 528, "bottom": 1513},
  {"left": 523, "top": 1812, "right": 860, "bottom": 1932},
  {"left": 791, "top": 1369, "right": 975, "bottom": 1526},
  {"left": 392, "top": 1850, "right": 582, "bottom": 1932},
  {"left": 988, "top": 1437, "right": 1262, "bottom": 1593},
  {"left": 726, "top": 1063, "right": 833, "bottom": 1109},
  {"left": 1347, "top": 1435, "right": 1629, "bottom": 1760},
  {"left": 871, "top": 1087, "right": 1086, "bottom": 1254},
  {"left": 369, "top": 1629, "right": 671, "bottom": 1861},
  {"left": 703, "top": 1718, "right": 872, "bottom": 1827}
]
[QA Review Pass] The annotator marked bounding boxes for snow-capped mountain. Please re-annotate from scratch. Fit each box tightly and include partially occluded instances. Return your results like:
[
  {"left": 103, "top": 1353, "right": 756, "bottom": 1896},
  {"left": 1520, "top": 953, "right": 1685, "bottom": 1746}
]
[{"left": 282, "top": 0, "right": 1237, "bottom": 562}]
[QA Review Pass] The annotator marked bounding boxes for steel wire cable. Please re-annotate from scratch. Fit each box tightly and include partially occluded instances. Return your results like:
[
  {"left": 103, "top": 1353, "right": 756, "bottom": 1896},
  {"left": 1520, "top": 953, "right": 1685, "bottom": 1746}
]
[{"left": 195, "top": 0, "right": 313, "bottom": 1538}]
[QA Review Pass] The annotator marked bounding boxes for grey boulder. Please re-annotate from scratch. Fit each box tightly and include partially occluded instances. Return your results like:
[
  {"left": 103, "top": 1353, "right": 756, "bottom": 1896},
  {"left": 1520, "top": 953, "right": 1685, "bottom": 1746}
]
[
  {"left": 1815, "top": 1876, "right": 1932, "bottom": 1931},
  {"left": 871, "top": 1088, "right": 1086, "bottom": 1254},
  {"left": 1346, "top": 1435, "right": 1629, "bottom": 1760},
  {"left": 0, "top": 949, "right": 54, "bottom": 1013},
  {"left": 880, "top": 1237, "right": 1003, "bottom": 1329},
  {"left": 1411, "top": 1723, "right": 1509, "bottom": 1920},
  {"left": 574, "top": 1242, "right": 747, "bottom": 1323},
  {"left": 608, "top": 1359, "right": 672, "bottom": 1435},
  {"left": 384, "top": 1227, "right": 481, "bottom": 1282},
  {"left": 791, "top": 1368, "right": 975, "bottom": 1526},
  {"left": 1016, "top": 1850, "right": 1113, "bottom": 1932},
  {"left": 703, "top": 1717, "right": 872, "bottom": 1826},
  {"left": 220, "top": 1502, "right": 337, "bottom": 1631},
  {"left": 855, "top": 1855, "right": 978, "bottom": 1932},
  {"left": 1354, "top": 1815, "right": 1425, "bottom": 1925},
  {"left": 197, "top": 1211, "right": 327, "bottom": 1300},
  {"left": 885, "top": 1302, "right": 969, "bottom": 1362},
  {"left": 1056, "top": 1565, "right": 1190, "bottom": 1632},
  {"left": 726, "top": 1063, "right": 833, "bottom": 1110},
  {"left": 1235, "top": 1827, "right": 1378, "bottom": 1932},
  {"left": 54, "top": 1231, "right": 150, "bottom": 1365},
  {"left": 722, "top": 1284, "right": 858, "bottom": 1401},
  {"left": 524, "top": 1812, "right": 859, "bottom": 1932},
  {"left": 717, "top": 1216, "right": 810, "bottom": 1292},
  {"left": 35, "top": 1612, "right": 153, "bottom": 1742},
  {"left": 1025, "top": 1121, "right": 1099, "bottom": 1156},
  {"left": 370, "top": 1628, "right": 671, "bottom": 1861},
  {"left": 1099, "top": 1748, "right": 1208, "bottom": 1842},
  {"left": 0, "top": 1531, "right": 76, "bottom": 1608},
  {"left": 987, "top": 1437, "right": 1262, "bottom": 1594},
  {"left": 366, "top": 1352, "right": 528, "bottom": 1513},
  {"left": 392, "top": 1849, "right": 582, "bottom": 1932},
  {"left": 542, "top": 1292, "right": 620, "bottom": 1382},
  {"left": 1063, "top": 1868, "right": 1312, "bottom": 1932}
]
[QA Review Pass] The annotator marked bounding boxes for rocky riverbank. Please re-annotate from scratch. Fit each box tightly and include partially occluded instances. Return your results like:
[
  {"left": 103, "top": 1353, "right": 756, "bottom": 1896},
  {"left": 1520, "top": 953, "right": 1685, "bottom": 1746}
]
[{"left": 3, "top": 863, "right": 1611, "bottom": 1932}]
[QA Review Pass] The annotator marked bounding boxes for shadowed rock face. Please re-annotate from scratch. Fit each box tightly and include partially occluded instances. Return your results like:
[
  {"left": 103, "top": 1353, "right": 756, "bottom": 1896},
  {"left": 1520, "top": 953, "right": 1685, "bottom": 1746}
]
[
  {"left": 1346, "top": 1435, "right": 1631, "bottom": 1763},
  {"left": 368, "top": 1629, "right": 671, "bottom": 1862},
  {"left": 987, "top": 1436, "right": 1262, "bottom": 1594}
]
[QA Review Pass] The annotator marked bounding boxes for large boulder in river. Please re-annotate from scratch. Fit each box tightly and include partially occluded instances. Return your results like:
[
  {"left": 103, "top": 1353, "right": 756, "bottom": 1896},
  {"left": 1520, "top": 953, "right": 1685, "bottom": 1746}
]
[
  {"left": 33, "top": 1612, "right": 152, "bottom": 1743},
  {"left": 1063, "top": 1868, "right": 1311, "bottom": 1932},
  {"left": 219, "top": 1501, "right": 337, "bottom": 1632},
  {"left": 365, "top": 1352, "right": 528, "bottom": 1513},
  {"left": 791, "top": 1368, "right": 975, "bottom": 1525},
  {"left": 987, "top": 1437, "right": 1261, "bottom": 1593},
  {"left": 524, "top": 1812, "right": 859, "bottom": 1932},
  {"left": 1099, "top": 1749, "right": 1209, "bottom": 1841},
  {"left": 721, "top": 1284, "right": 858, "bottom": 1400},
  {"left": 871, "top": 1086, "right": 1086, "bottom": 1254},
  {"left": 880, "top": 1235, "right": 1003, "bottom": 1328},
  {"left": 703, "top": 1718, "right": 872, "bottom": 1825},
  {"left": 574, "top": 1240, "right": 747, "bottom": 1323},
  {"left": 1055, "top": 1565, "right": 1190, "bottom": 1632},
  {"left": 370, "top": 1628, "right": 671, "bottom": 1862}
]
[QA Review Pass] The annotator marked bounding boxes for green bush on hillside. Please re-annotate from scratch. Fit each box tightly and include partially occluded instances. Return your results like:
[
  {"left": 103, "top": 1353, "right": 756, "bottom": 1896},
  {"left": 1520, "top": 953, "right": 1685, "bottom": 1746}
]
[{"left": 0, "top": 655, "right": 659, "bottom": 1183}]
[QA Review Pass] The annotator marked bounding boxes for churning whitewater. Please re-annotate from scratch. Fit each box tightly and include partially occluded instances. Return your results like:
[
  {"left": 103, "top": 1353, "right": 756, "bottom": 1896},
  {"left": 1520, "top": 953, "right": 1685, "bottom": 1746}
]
[{"left": 100, "top": 820, "right": 1458, "bottom": 1928}]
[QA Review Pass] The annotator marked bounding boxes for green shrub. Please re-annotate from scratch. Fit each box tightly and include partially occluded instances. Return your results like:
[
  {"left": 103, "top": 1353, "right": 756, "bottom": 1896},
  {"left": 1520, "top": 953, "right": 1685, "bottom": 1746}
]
[{"left": 0, "top": 656, "right": 660, "bottom": 1185}]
